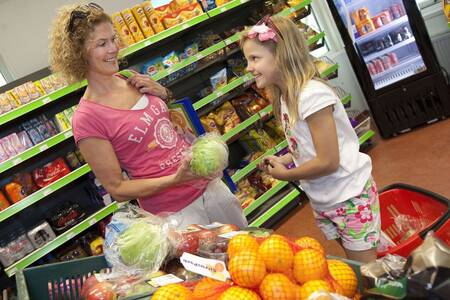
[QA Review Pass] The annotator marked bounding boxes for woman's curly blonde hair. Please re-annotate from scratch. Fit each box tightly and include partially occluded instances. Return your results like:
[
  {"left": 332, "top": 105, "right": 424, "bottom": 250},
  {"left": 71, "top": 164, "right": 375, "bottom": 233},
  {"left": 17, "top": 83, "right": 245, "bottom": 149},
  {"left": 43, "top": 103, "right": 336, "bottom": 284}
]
[{"left": 49, "top": 4, "right": 112, "bottom": 84}]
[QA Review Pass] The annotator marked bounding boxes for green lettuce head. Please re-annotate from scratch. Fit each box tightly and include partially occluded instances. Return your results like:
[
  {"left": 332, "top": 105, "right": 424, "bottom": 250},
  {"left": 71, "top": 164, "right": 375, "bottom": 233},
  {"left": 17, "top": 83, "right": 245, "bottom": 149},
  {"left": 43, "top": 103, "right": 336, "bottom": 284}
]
[{"left": 190, "top": 133, "right": 229, "bottom": 177}]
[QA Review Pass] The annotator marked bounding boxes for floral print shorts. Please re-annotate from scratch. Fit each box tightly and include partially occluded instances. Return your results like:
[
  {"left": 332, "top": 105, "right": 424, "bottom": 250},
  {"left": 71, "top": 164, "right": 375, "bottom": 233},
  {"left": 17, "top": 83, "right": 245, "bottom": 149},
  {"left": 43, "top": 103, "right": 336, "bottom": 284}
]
[{"left": 313, "top": 178, "right": 381, "bottom": 251}]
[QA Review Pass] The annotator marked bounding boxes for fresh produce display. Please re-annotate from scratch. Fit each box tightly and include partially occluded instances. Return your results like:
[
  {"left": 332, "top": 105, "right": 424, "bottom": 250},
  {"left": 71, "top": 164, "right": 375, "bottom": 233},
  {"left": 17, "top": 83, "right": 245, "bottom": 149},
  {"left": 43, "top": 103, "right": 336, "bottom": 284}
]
[{"left": 190, "top": 133, "right": 229, "bottom": 178}]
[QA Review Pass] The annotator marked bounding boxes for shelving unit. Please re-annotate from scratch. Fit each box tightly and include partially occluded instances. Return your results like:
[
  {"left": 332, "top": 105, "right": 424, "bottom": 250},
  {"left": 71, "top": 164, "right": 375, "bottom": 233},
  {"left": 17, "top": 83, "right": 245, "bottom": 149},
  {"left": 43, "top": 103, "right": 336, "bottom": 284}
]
[
  {"left": 355, "top": 15, "right": 409, "bottom": 44},
  {"left": 363, "top": 37, "right": 416, "bottom": 62}
]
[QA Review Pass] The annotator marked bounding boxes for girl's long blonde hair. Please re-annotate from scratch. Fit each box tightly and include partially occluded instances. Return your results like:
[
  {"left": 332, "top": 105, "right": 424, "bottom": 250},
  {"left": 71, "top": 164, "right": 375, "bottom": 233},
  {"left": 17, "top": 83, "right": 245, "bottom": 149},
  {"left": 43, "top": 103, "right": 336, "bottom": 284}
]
[{"left": 241, "top": 16, "right": 319, "bottom": 124}]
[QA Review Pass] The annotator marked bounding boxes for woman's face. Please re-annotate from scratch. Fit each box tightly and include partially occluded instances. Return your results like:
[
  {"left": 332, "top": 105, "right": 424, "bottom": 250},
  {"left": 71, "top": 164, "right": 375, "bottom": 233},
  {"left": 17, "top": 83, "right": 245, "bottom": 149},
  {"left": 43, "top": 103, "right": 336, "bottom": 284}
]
[{"left": 85, "top": 22, "right": 119, "bottom": 76}]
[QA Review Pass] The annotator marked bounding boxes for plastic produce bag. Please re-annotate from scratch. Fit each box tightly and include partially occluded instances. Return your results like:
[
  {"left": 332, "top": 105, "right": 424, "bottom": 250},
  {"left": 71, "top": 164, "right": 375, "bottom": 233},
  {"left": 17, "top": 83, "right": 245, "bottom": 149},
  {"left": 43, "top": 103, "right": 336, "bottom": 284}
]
[
  {"left": 104, "top": 204, "right": 172, "bottom": 274},
  {"left": 189, "top": 133, "right": 229, "bottom": 178}
]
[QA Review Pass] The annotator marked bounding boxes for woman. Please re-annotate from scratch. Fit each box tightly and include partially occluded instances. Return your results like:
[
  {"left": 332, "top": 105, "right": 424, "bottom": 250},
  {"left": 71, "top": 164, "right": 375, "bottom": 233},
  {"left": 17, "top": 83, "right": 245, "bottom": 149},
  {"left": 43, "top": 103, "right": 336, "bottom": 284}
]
[{"left": 48, "top": 3, "right": 247, "bottom": 229}]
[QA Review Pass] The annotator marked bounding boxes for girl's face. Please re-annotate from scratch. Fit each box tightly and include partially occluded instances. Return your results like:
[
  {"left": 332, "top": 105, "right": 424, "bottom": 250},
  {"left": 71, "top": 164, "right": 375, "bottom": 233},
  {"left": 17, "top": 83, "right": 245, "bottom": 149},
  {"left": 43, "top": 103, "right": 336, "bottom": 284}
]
[
  {"left": 85, "top": 22, "right": 119, "bottom": 76},
  {"left": 243, "top": 39, "right": 279, "bottom": 89}
]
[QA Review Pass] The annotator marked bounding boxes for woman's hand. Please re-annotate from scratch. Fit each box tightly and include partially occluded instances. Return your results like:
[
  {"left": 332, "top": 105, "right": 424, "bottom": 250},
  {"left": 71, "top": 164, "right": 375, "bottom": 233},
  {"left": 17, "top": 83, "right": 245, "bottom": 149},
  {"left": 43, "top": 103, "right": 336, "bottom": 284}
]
[
  {"left": 173, "top": 155, "right": 203, "bottom": 184},
  {"left": 127, "top": 73, "right": 170, "bottom": 100}
]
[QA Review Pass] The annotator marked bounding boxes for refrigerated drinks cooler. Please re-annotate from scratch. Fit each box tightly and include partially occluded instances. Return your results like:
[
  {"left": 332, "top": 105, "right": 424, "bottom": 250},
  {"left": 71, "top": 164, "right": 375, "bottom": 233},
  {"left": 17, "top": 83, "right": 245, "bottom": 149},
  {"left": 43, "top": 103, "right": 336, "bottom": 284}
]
[{"left": 327, "top": 0, "right": 450, "bottom": 138}]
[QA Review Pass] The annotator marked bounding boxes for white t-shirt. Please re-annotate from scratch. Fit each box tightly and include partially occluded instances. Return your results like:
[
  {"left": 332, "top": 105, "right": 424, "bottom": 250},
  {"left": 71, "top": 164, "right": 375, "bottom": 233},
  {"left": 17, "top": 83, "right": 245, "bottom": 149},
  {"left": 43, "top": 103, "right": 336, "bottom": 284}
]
[{"left": 280, "top": 79, "right": 372, "bottom": 210}]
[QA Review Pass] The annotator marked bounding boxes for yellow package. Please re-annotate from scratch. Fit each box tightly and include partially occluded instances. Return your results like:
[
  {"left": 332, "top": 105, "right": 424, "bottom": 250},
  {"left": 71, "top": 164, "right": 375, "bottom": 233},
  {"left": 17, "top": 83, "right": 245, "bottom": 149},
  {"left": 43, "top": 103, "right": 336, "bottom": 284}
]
[
  {"left": 54, "top": 112, "right": 71, "bottom": 131},
  {"left": 154, "top": 4, "right": 172, "bottom": 19},
  {"left": 131, "top": 4, "right": 155, "bottom": 38},
  {"left": 13, "top": 85, "right": 31, "bottom": 104},
  {"left": 33, "top": 81, "right": 46, "bottom": 96},
  {"left": 249, "top": 129, "right": 277, "bottom": 151},
  {"left": 0, "top": 93, "right": 13, "bottom": 113},
  {"left": 111, "top": 13, "right": 135, "bottom": 46},
  {"left": 6, "top": 91, "right": 21, "bottom": 108},
  {"left": 121, "top": 9, "right": 145, "bottom": 42},
  {"left": 39, "top": 77, "right": 55, "bottom": 94},
  {"left": 178, "top": 3, "right": 203, "bottom": 22},
  {"left": 141, "top": 2, "right": 166, "bottom": 33},
  {"left": 215, "top": 0, "right": 229, "bottom": 6},
  {"left": 162, "top": 12, "right": 182, "bottom": 29},
  {"left": 200, "top": 115, "right": 221, "bottom": 134},
  {"left": 23, "top": 82, "right": 42, "bottom": 101}
]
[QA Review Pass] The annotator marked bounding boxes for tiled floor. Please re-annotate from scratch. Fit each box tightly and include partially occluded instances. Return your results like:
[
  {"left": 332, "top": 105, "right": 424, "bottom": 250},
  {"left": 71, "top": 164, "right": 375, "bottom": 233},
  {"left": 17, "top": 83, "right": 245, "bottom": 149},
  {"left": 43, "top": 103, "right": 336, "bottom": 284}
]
[{"left": 275, "top": 118, "right": 450, "bottom": 257}]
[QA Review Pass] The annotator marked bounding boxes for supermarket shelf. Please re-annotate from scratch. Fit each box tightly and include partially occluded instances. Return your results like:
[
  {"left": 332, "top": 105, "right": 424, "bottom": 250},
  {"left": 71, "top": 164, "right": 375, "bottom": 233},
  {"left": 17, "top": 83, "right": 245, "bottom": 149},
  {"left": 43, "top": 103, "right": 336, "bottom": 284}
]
[
  {"left": 231, "top": 139, "right": 289, "bottom": 183},
  {"left": 5, "top": 202, "right": 118, "bottom": 277},
  {"left": 207, "top": 0, "right": 253, "bottom": 17},
  {"left": 320, "top": 63, "right": 339, "bottom": 79},
  {"left": 363, "top": 37, "right": 416, "bottom": 62},
  {"left": 193, "top": 73, "right": 254, "bottom": 110},
  {"left": 0, "top": 164, "right": 91, "bottom": 223},
  {"left": 222, "top": 109, "right": 261, "bottom": 142},
  {"left": 249, "top": 188, "right": 300, "bottom": 227},
  {"left": 244, "top": 181, "right": 289, "bottom": 216},
  {"left": 358, "top": 130, "right": 375, "bottom": 145},
  {"left": 307, "top": 31, "right": 325, "bottom": 46},
  {"left": 0, "top": 129, "right": 73, "bottom": 174},
  {"left": 356, "top": 15, "right": 409, "bottom": 44},
  {"left": 341, "top": 94, "right": 352, "bottom": 106},
  {"left": 275, "top": 0, "right": 312, "bottom": 18},
  {"left": 152, "top": 39, "right": 229, "bottom": 81},
  {"left": 119, "top": 14, "right": 209, "bottom": 57},
  {"left": 0, "top": 81, "right": 86, "bottom": 127}
]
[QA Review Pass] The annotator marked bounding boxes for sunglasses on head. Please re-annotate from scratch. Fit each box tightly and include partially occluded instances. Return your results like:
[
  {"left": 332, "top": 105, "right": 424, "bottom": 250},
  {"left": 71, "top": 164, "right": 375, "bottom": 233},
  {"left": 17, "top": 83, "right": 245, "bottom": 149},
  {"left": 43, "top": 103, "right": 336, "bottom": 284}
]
[{"left": 66, "top": 2, "right": 103, "bottom": 34}]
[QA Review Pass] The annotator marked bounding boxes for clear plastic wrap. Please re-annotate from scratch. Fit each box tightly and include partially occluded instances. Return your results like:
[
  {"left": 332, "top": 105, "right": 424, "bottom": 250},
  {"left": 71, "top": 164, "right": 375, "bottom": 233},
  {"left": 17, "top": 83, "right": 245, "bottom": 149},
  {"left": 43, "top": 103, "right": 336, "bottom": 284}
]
[
  {"left": 104, "top": 204, "right": 172, "bottom": 275},
  {"left": 189, "top": 133, "right": 229, "bottom": 178}
]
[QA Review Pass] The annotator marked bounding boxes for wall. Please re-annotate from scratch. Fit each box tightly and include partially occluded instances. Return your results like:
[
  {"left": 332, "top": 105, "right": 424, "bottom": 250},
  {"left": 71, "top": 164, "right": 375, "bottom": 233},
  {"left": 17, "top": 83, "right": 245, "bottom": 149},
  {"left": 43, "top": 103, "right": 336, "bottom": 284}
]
[{"left": 0, "top": 0, "right": 132, "bottom": 80}]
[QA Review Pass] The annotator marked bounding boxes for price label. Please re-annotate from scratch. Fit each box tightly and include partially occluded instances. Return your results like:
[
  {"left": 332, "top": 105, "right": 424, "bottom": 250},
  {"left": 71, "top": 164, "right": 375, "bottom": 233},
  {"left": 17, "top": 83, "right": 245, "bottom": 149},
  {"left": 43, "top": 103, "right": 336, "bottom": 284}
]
[
  {"left": 64, "top": 131, "right": 73, "bottom": 138},
  {"left": 39, "top": 144, "right": 49, "bottom": 152},
  {"left": 66, "top": 232, "right": 75, "bottom": 241},
  {"left": 182, "top": 23, "right": 189, "bottom": 30},
  {"left": 144, "top": 40, "right": 152, "bottom": 47},
  {"left": 240, "top": 0, "right": 249, "bottom": 3},
  {"left": 8, "top": 267, "right": 17, "bottom": 276},
  {"left": 289, "top": 8, "right": 295, "bottom": 14},
  {"left": 12, "top": 157, "right": 22, "bottom": 166},
  {"left": 196, "top": 53, "right": 204, "bottom": 60},
  {"left": 168, "top": 68, "right": 175, "bottom": 75},
  {"left": 216, "top": 91, "right": 224, "bottom": 97},
  {"left": 43, "top": 188, "right": 52, "bottom": 196},
  {"left": 220, "top": 7, "right": 227, "bottom": 13},
  {"left": 89, "top": 218, "right": 97, "bottom": 226},
  {"left": 42, "top": 97, "right": 51, "bottom": 104}
]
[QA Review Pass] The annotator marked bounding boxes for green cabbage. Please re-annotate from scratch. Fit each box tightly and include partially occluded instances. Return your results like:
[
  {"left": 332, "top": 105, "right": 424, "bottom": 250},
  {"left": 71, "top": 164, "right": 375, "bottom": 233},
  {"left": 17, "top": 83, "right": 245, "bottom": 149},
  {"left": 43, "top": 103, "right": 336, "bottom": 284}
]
[
  {"left": 190, "top": 134, "right": 228, "bottom": 177},
  {"left": 116, "top": 221, "right": 167, "bottom": 269}
]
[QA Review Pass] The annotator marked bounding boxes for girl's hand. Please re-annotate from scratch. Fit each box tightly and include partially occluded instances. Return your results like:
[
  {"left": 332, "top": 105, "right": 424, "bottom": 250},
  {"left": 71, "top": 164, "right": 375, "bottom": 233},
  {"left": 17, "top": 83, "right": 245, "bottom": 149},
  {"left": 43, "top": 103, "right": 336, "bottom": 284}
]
[
  {"left": 127, "top": 73, "right": 169, "bottom": 100},
  {"left": 266, "top": 161, "right": 289, "bottom": 180},
  {"left": 258, "top": 155, "right": 284, "bottom": 172}
]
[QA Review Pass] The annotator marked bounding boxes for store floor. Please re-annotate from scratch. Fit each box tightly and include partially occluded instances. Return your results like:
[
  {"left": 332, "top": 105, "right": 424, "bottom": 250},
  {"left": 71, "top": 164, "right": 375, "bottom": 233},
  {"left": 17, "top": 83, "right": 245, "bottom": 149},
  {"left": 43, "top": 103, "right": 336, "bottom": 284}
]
[{"left": 274, "top": 118, "right": 450, "bottom": 257}]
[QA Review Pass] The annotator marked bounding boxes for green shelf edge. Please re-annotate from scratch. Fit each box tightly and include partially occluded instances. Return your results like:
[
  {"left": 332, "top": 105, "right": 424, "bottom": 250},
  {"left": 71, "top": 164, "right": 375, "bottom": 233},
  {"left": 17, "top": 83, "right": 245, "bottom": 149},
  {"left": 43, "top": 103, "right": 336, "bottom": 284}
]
[
  {"left": 249, "top": 188, "right": 300, "bottom": 227},
  {"left": 232, "top": 139, "right": 287, "bottom": 183},
  {"left": 307, "top": 31, "right": 325, "bottom": 46},
  {"left": 119, "top": 14, "right": 209, "bottom": 57},
  {"left": 207, "top": 0, "right": 252, "bottom": 17},
  {"left": 359, "top": 130, "right": 375, "bottom": 145},
  {"left": 0, "top": 81, "right": 86, "bottom": 127},
  {"left": 5, "top": 202, "right": 118, "bottom": 277},
  {"left": 244, "top": 181, "right": 289, "bottom": 216},
  {"left": 0, "top": 129, "right": 73, "bottom": 174},
  {"left": 320, "top": 63, "right": 339, "bottom": 78},
  {"left": 275, "top": 0, "right": 312, "bottom": 17},
  {"left": 341, "top": 94, "right": 352, "bottom": 105},
  {"left": 0, "top": 164, "right": 91, "bottom": 223},
  {"left": 193, "top": 73, "right": 254, "bottom": 110}
]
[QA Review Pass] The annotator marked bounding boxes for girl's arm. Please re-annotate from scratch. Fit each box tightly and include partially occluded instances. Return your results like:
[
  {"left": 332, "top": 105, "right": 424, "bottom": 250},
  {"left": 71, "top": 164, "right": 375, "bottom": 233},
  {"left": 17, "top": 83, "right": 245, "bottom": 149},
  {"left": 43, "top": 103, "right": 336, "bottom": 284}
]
[
  {"left": 266, "top": 106, "right": 339, "bottom": 181},
  {"left": 78, "top": 138, "right": 199, "bottom": 202}
]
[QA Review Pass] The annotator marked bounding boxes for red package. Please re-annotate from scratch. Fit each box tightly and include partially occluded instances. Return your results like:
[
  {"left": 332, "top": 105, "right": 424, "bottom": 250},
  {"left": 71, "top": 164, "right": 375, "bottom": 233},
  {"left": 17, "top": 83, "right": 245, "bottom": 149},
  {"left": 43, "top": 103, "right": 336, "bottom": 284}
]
[{"left": 32, "top": 158, "right": 71, "bottom": 188}]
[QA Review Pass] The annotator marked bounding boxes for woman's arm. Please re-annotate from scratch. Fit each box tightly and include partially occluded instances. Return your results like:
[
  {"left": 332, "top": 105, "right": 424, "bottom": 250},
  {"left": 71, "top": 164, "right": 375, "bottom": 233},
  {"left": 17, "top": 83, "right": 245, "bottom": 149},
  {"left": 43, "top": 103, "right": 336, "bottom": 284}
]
[
  {"left": 78, "top": 138, "right": 197, "bottom": 202},
  {"left": 265, "top": 106, "right": 339, "bottom": 181}
]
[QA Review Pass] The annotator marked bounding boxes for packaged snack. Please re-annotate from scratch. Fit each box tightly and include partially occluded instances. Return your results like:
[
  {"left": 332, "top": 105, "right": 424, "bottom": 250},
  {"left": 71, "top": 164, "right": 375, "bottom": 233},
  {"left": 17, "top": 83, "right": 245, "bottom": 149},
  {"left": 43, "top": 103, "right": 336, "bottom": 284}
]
[
  {"left": 0, "top": 144, "right": 9, "bottom": 163},
  {"left": 210, "top": 68, "right": 228, "bottom": 91},
  {"left": 227, "top": 58, "right": 247, "bottom": 77},
  {"left": 141, "top": 1, "right": 166, "bottom": 33},
  {"left": 199, "top": 0, "right": 217, "bottom": 11},
  {"left": 54, "top": 112, "right": 71, "bottom": 132},
  {"left": 39, "top": 77, "right": 55, "bottom": 94},
  {"left": 0, "top": 136, "right": 17, "bottom": 158},
  {"left": 65, "top": 151, "right": 82, "bottom": 169},
  {"left": 215, "top": 0, "right": 229, "bottom": 6},
  {"left": 90, "top": 236, "right": 105, "bottom": 255},
  {"left": 214, "top": 101, "right": 240, "bottom": 133},
  {"left": 7, "top": 133, "right": 27, "bottom": 154},
  {"left": 27, "top": 221, "right": 56, "bottom": 249},
  {"left": 232, "top": 94, "right": 253, "bottom": 120},
  {"left": 12, "top": 172, "right": 38, "bottom": 197},
  {"left": 4, "top": 182, "right": 26, "bottom": 203},
  {"left": 162, "top": 12, "right": 182, "bottom": 29},
  {"left": 249, "top": 129, "right": 277, "bottom": 151},
  {"left": 198, "top": 86, "right": 213, "bottom": 98},
  {"left": 33, "top": 118, "right": 53, "bottom": 140},
  {"left": 184, "top": 42, "right": 199, "bottom": 57},
  {"left": 32, "top": 157, "right": 71, "bottom": 188},
  {"left": 39, "top": 115, "right": 59, "bottom": 136},
  {"left": 170, "top": 0, "right": 198, "bottom": 11},
  {"left": 122, "top": 9, "right": 145, "bottom": 42},
  {"left": 142, "top": 57, "right": 165, "bottom": 76},
  {"left": 63, "top": 107, "right": 75, "bottom": 123},
  {"left": 265, "top": 119, "right": 285, "bottom": 140},
  {"left": 111, "top": 12, "right": 136, "bottom": 46},
  {"left": 131, "top": 4, "right": 155, "bottom": 38},
  {"left": 178, "top": 3, "right": 203, "bottom": 21},
  {"left": 22, "top": 120, "right": 44, "bottom": 145},
  {"left": 6, "top": 91, "right": 21, "bottom": 108},
  {"left": 154, "top": 4, "right": 172, "bottom": 19},
  {"left": 0, "top": 93, "right": 13, "bottom": 113},
  {"left": 23, "top": 81, "right": 42, "bottom": 100},
  {"left": 75, "top": 149, "right": 85, "bottom": 163},
  {"left": 200, "top": 115, "right": 221, "bottom": 134},
  {"left": 0, "top": 191, "right": 10, "bottom": 211},
  {"left": 13, "top": 85, "right": 31, "bottom": 104},
  {"left": 58, "top": 245, "right": 88, "bottom": 262},
  {"left": 162, "top": 51, "right": 180, "bottom": 69},
  {"left": 49, "top": 74, "right": 66, "bottom": 90}
]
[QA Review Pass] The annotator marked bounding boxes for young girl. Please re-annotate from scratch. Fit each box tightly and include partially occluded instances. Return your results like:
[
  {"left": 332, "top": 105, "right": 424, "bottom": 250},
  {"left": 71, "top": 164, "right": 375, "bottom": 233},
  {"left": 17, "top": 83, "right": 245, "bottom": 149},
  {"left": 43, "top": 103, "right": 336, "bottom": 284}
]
[{"left": 241, "top": 16, "right": 380, "bottom": 262}]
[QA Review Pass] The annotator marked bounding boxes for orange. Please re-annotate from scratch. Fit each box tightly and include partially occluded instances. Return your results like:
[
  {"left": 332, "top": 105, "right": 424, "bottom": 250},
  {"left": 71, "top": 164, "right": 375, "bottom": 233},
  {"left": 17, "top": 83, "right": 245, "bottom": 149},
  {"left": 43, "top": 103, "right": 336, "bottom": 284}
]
[
  {"left": 218, "top": 286, "right": 262, "bottom": 300},
  {"left": 293, "top": 284, "right": 302, "bottom": 300},
  {"left": 294, "top": 237, "right": 325, "bottom": 254},
  {"left": 327, "top": 259, "right": 358, "bottom": 298},
  {"left": 229, "top": 250, "right": 266, "bottom": 288},
  {"left": 152, "top": 283, "right": 191, "bottom": 300},
  {"left": 299, "top": 280, "right": 332, "bottom": 300},
  {"left": 293, "top": 249, "right": 328, "bottom": 284},
  {"left": 258, "top": 235, "right": 294, "bottom": 273},
  {"left": 191, "top": 277, "right": 231, "bottom": 300},
  {"left": 259, "top": 273, "right": 295, "bottom": 300},
  {"left": 227, "top": 234, "right": 260, "bottom": 258}
]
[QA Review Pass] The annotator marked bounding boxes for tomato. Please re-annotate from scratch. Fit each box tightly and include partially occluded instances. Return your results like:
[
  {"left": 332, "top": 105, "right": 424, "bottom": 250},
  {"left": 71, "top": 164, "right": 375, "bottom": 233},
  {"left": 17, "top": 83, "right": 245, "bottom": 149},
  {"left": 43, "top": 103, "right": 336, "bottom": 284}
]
[
  {"left": 86, "top": 282, "right": 117, "bottom": 300},
  {"left": 176, "top": 233, "right": 199, "bottom": 256},
  {"left": 80, "top": 276, "right": 99, "bottom": 299}
]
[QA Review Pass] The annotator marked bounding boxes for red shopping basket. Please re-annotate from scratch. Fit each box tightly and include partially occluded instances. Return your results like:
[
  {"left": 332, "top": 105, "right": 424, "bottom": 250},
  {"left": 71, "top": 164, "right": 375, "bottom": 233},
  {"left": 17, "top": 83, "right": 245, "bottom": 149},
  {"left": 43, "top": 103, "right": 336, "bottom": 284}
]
[{"left": 377, "top": 183, "right": 450, "bottom": 258}]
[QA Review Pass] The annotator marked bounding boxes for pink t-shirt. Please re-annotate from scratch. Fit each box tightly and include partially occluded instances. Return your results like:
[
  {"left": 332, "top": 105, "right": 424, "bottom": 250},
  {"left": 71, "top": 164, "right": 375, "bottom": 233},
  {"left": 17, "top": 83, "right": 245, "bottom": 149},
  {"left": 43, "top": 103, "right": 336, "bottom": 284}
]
[{"left": 72, "top": 94, "right": 208, "bottom": 214}]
